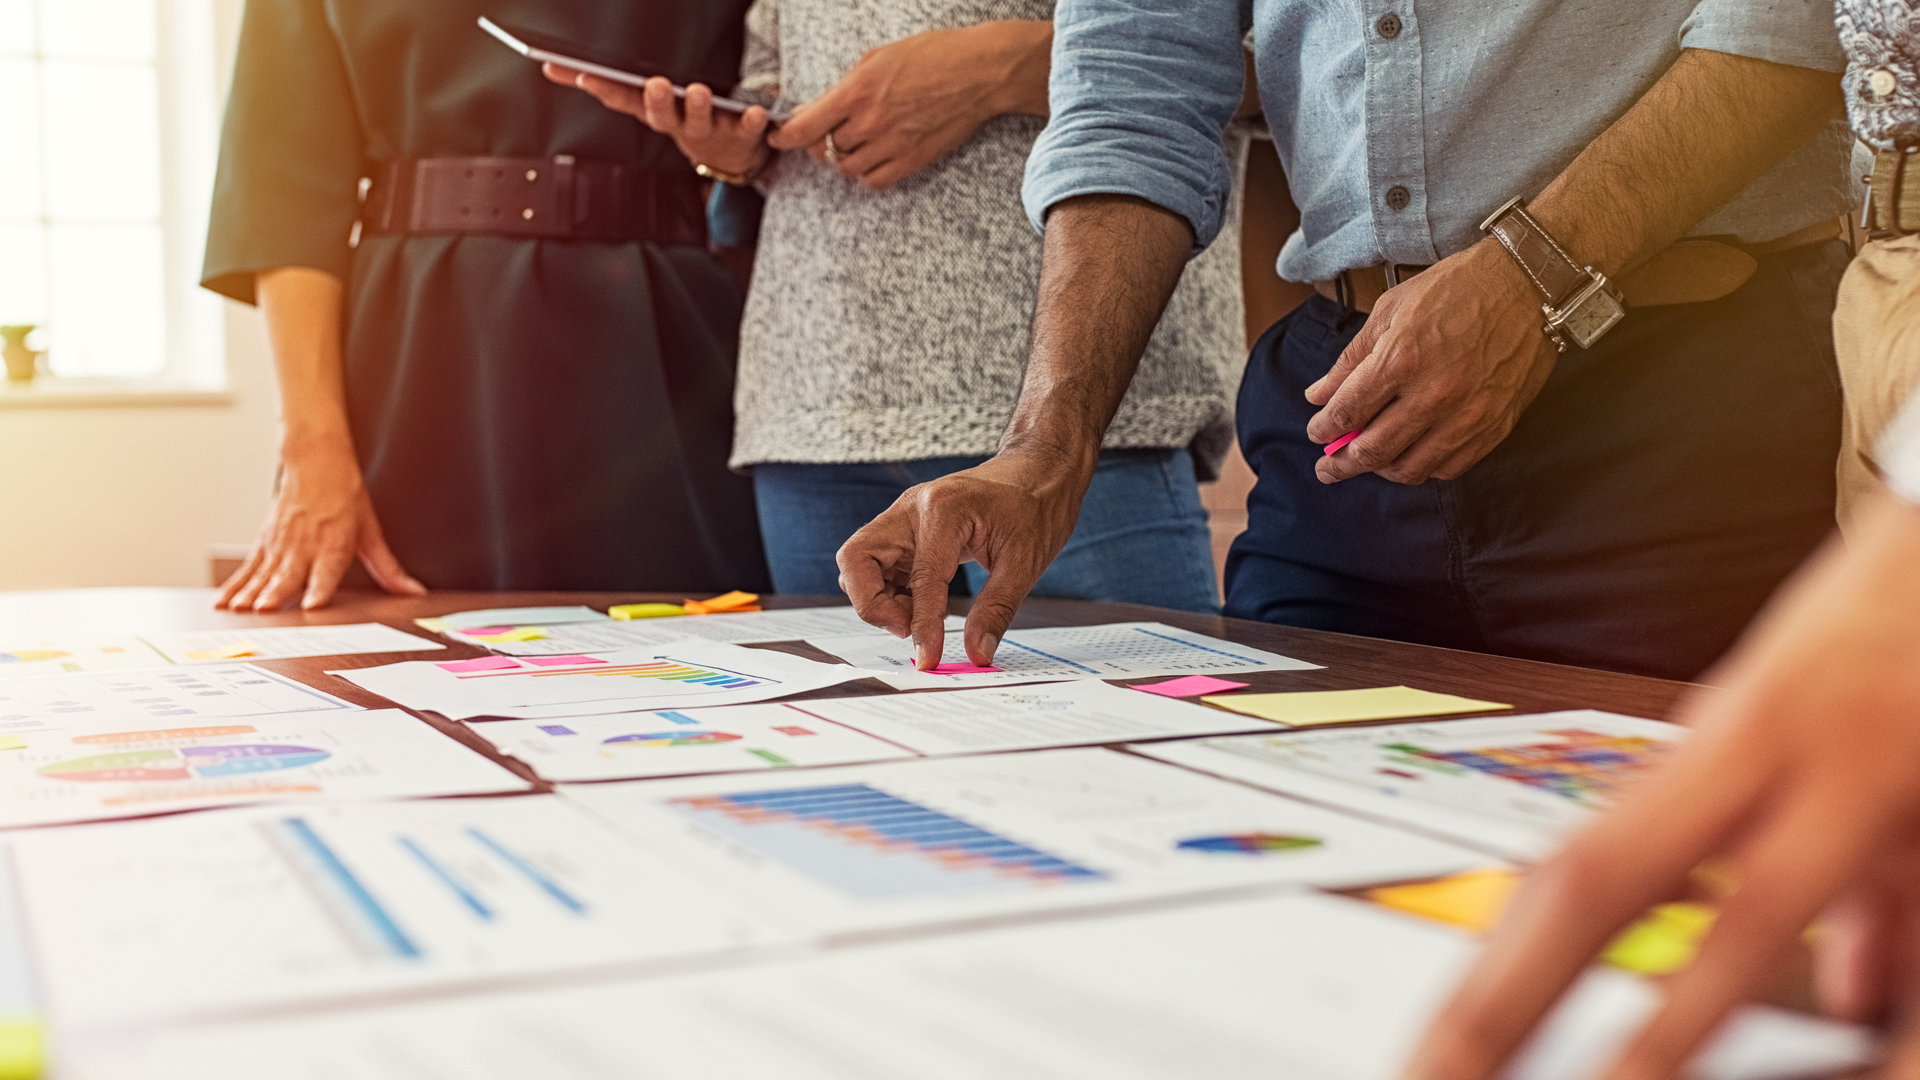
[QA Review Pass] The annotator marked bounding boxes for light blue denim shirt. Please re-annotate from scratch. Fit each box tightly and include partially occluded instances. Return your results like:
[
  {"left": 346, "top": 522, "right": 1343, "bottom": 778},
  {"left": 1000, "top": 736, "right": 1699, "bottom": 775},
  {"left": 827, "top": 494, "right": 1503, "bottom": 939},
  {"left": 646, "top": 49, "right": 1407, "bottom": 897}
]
[{"left": 1024, "top": 0, "right": 1855, "bottom": 284}]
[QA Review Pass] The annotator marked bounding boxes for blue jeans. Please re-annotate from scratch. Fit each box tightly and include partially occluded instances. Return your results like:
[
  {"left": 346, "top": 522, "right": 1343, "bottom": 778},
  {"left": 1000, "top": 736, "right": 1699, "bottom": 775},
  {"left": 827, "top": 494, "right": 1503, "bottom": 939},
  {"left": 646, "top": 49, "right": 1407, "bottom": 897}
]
[{"left": 754, "top": 449, "right": 1220, "bottom": 613}]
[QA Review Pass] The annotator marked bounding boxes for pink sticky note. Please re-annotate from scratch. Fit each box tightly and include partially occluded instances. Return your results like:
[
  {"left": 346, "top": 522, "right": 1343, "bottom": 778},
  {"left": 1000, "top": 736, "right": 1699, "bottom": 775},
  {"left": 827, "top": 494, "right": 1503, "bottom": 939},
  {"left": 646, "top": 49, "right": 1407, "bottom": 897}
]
[
  {"left": 1132, "top": 675, "right": 1251, "bottom": 697},
  {"left": 456, "top": 625, "right": 516, "bottom": 637},
  {"left": 520, "top": 654, "right": 609, "bottom": 667},
  {"left": 435, "top": 655, "right": 522, "bottom": 673},
  {"left": 929, "top": 662, "right": 1003, "bottom": 675},
  {"left": 1323, "top": 429, "right": 1362, "bottom": 457}
]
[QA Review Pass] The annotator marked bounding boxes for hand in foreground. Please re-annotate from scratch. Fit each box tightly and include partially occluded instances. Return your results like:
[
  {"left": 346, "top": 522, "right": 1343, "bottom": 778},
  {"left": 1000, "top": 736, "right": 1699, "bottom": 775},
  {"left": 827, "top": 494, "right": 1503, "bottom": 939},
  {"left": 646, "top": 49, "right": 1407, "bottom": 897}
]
[
  {"left": 766, "top": 20, "right": 1051, "bottom": 190},
  {"left": 216, "top": 444, "right": 424, "bottom": 612},
  {"left": 1308, "top": 240, "right": 1559, "bottom": 486},
  {"left": 1409, "top": 492, "right": 1920, "bottom": 1080},
  {"left": 543, "top": 64, "right": 773, "bottom": 180},
  {"left": 836, "top": 449, "right": 1089, "bottom": 669}
]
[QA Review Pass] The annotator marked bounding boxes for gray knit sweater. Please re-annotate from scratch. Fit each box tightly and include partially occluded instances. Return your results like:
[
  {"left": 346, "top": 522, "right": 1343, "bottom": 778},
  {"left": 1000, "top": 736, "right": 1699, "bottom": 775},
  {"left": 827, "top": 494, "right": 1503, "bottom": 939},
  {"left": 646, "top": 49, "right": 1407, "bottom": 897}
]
[{"left": 730, "top": 0, "right": 1248, "bottom": 475}]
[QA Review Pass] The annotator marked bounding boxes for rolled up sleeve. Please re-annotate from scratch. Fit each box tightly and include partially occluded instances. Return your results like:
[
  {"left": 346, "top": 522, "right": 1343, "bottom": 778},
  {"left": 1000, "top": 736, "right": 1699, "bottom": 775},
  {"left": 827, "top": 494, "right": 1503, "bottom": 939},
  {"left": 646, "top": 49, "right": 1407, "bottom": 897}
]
[
  {"left": 1680, "top": 0, "right": 1846, "bottom": 73},
  {"left": 1021, "top": 0, "right": 1249, "bottom": 254}
]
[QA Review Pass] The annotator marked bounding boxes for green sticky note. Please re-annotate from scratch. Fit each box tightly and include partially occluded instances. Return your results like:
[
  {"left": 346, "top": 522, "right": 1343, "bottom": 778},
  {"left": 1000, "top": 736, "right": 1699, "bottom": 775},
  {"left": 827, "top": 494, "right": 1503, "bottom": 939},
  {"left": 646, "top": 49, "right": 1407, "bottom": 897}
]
[
  {"left": 0, "top": 1016, "right": 43, "bottom": 1080},
  {"left": 1604, "top": 902, "right": 1716, "bottom": 975},
  {"left": 609, "top": 603, "right": 686, "bottom": 620},
  {"left": 1201, "top": 686, "right": 1511, "bottom": 727},
  {"left": 0, "top": 738, "right": 23, "bottom": 752}
]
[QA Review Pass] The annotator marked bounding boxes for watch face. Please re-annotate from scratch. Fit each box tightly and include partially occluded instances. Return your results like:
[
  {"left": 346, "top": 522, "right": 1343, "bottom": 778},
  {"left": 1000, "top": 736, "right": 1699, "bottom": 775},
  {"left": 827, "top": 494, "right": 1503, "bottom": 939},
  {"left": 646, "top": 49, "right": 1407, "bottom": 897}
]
[{"left": 1563, "top": 289, "right": 1627, "bottom": 349}]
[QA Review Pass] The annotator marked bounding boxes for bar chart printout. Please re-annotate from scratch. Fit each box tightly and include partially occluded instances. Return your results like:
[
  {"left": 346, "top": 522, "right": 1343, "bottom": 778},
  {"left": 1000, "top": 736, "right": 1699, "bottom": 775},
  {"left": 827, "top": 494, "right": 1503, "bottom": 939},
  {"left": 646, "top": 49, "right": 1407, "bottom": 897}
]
[{"left": 667, "top": 784, "right": 1105, "bottom": 899}]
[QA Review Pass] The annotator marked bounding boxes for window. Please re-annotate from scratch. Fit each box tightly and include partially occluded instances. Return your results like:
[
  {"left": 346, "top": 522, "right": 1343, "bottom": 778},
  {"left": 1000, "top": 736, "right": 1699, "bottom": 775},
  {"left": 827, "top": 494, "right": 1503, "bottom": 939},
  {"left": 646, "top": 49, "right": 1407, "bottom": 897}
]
[{"left": 0, "top": 0, "right": 221, "bottom": 385}]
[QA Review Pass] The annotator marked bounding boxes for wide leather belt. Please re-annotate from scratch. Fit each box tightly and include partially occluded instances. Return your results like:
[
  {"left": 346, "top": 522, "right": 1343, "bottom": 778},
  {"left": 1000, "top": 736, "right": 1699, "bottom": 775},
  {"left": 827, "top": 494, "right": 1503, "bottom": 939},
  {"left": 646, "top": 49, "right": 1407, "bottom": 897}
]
[
  {"left": 359, "top": 156, "right": 706, "bottom": 246},
  {"left": 1867, "top": 147, "right": 1920, "bottom": 237},
  {"left": 1313, "top": 216, "right": 1845, "bottom": 314}
]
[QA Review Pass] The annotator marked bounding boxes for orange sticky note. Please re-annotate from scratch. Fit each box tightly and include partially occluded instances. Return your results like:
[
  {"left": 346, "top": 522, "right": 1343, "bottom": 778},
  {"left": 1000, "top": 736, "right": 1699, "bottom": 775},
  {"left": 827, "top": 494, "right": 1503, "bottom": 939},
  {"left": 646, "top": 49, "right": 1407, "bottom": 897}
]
[
  {"left": 682, "top": 591, "right": 760, "bottom": 615},
  {"left": 1368, "top": 868, "right": 1521, "bottom": 932}
]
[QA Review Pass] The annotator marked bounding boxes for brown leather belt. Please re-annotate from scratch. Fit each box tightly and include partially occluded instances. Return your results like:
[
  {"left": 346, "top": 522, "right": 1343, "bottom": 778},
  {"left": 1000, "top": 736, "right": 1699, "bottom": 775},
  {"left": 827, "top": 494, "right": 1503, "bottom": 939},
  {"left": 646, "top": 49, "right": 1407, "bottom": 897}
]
[
  {"left": 359, "top": 156, "right": 706, "bottom": 245},
  {"left": 1313, "top": 215, "right": 1846, "bottom": 314}
]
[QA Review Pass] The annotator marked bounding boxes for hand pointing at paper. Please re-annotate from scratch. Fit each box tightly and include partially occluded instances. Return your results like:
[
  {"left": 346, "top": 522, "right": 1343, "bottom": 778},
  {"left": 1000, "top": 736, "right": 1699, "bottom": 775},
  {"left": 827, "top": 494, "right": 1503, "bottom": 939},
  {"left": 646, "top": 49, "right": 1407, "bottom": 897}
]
[{"left": 1407, "top": 490, "right": 1920, "bottom": 1080}]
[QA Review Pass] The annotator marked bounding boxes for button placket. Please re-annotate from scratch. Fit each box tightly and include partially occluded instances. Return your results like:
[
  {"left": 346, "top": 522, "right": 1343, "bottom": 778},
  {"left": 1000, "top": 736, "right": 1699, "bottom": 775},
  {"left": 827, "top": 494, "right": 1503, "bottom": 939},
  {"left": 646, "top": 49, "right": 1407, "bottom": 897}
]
[{"left": 1362, "top": 0, "right": 1439, "bottom": 265}]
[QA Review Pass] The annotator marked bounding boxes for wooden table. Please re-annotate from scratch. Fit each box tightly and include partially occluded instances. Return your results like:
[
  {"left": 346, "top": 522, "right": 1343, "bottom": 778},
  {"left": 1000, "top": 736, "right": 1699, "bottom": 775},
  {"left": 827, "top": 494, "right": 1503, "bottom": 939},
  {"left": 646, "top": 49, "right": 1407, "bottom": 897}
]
[{"left": 0, "top": 586, "right": 1695, "bottom": 795}]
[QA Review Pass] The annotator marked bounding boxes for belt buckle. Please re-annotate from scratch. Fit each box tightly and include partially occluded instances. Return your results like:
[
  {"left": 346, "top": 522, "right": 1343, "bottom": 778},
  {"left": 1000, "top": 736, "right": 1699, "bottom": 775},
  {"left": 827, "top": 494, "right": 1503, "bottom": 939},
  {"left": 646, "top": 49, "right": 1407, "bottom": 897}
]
[{"left": 1383, "top": 262, "right": 1407, "bottom": 289}]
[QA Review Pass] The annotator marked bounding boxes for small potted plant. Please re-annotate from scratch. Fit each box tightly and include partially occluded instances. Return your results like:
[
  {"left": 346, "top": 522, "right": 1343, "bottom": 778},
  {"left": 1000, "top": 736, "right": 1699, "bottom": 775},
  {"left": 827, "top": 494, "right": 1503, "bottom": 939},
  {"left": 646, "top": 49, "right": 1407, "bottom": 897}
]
[{"left": 1, "top": 325, "right": 42, "bottom": 385}]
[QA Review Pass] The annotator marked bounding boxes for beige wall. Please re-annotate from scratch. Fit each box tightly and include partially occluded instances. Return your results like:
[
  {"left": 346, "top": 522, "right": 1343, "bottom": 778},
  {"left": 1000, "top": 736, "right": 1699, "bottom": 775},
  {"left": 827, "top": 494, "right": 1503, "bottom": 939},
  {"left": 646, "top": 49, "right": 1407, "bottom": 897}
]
[
  {"left": 0, "top": 305, "right": 275, "bottom": 590},
  {"left": 0, "top": 0, "right": 273, "bottom": 592}
]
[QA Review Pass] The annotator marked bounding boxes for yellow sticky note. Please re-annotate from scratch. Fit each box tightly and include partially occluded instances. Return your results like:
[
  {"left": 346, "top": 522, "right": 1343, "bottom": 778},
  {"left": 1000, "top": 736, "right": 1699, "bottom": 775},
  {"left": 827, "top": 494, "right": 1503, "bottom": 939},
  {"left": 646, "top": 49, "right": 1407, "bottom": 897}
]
[
  {"left": 1201, "top": 686, "right": 1511, "bottom": 726},
  {"left": 0, "top": 1016, "right": 43, "bottom": 1080},
  {"left": 470, "top": 627, "right": 547, "bottom": 643},
  {"left": 609, "top": 603, "right": 686, "bottom": 620},
  {"left": 682, "top": 590, "right": 760, "bottom": 615},
  {"left": 1369, "top": 868, "right": 1520, "bottom": 932},
  {"left": 184, "top": 641, "right": 259, "bottom": 661},
  {"left": 0, "top": 737, "right": 23, "bottom": 752},
  {"left": 414, "top": 617, "right": 454, "bottom": 633},
  {"left": 1603, "top": 902, "right": 1716, "bottom": 976}
]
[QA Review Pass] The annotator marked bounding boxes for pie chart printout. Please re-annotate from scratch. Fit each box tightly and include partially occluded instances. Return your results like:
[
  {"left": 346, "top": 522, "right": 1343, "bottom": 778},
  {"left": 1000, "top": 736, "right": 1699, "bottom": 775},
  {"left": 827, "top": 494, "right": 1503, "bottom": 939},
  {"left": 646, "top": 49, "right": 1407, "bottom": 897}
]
[{"left": 38, "top": 744, "right": 332, "bottom": 783}]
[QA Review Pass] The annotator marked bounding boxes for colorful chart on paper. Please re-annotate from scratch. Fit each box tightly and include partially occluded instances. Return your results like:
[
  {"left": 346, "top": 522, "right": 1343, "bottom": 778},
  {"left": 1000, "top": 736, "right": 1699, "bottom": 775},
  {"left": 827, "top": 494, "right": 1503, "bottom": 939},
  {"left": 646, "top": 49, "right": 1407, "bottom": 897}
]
[
  {"left": 603, "top": 731, "right": 743, "bottom": 748},
  {"left": 1175, "top": 833, "right": 1323, "bottom": 855},
  {"left": 1381, "top": 728, "right": 1670, "bottom": 808},
  {"left": 667, "top": 783, "right": 1107, "bottom": 899},
  {"left": 38, "top": 744, "right": 331, "bottom": 783}
]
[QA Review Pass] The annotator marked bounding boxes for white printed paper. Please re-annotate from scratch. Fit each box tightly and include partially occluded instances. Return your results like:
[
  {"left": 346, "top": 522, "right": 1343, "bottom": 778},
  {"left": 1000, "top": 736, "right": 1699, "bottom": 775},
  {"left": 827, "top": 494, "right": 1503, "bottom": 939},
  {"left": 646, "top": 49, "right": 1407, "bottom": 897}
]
[
  {"left": 87, "top": 893, "right": 1874, "bottom": 1080},
  {"left": 0, "top": 709, "right": 526, "bottom": 829},
  {"left": 467, "top": 609, "right": 965, "bottom": 655},
  {"left": 1134, "top": 711, "right": 1684, "bottom": 860},
  {"left": 807, "top": 621, "right": 1321, "bottom": 690},
  {"left": 17, "top": 795, "right": 799, "bottom": 1028},
  {"left": 335, "top": 642, "right": 869, "bottom": 721},
  {"left": 562, "top": 747, "right": 1481, "bottom": 935},
  {"left": 790, "top": 679, "right": 1278, "bottom": 755},
  {"left": 0, "top": 666, "right": 359, "bottom": 735},
  {"left": 437, "top": 606, "right": 609, "bottom": 631},
  {"left": 473, "top": 705, "right": 916, "bottom": 782},
  {"left": 0, "top": 637, "right": 169, "bottom": 679},
  {"left": 140, "top": 622, "right": 443, "bottom": 665}
]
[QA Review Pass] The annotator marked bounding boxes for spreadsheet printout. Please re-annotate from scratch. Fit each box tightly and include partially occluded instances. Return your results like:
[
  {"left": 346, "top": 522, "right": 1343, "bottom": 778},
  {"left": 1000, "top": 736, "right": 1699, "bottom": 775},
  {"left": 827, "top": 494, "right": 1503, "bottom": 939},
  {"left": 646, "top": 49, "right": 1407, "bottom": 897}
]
[
  {"left": 0, "top": 666, "right": 359, "bottom": 734},
  {"left": 807, "top": 622, "right": 1321, "bottom": 690}
]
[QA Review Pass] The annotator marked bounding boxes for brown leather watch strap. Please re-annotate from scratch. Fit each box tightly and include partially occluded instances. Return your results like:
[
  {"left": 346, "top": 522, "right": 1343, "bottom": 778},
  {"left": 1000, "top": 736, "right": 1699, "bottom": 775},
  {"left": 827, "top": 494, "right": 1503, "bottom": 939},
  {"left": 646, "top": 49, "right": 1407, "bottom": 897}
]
[{"left": 1482, "top": 199, "right": 1589, "bottom": 307}]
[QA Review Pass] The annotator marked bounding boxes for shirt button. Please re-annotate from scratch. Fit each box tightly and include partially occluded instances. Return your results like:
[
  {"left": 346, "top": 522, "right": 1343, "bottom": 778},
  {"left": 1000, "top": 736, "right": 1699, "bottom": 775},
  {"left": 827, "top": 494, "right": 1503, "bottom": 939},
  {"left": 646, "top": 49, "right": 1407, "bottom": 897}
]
[
  {"left": 1871, "top": 68, "right": 1899, "bottom": 98},
  {"left": 1385, "top": 185, "right": 1410, "bottom": 211},
  {"left": 1377, "top": 13, "right": 1402, "bottom": 39}
]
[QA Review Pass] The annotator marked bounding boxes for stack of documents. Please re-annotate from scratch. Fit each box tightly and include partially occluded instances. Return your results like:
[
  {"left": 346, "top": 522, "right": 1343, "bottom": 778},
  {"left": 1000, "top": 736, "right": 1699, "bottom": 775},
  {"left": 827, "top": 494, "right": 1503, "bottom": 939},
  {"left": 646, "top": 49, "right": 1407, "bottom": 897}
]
[{"left": 431, "top": 605, "right": 966, "bottom": 654}]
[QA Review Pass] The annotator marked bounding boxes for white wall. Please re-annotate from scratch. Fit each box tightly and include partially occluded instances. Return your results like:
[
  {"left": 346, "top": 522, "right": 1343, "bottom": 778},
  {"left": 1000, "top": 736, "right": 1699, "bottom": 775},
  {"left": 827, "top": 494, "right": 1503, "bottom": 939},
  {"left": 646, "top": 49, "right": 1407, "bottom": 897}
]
[{"left": 0, "top": 0, "right": 276, "bottom": 591}]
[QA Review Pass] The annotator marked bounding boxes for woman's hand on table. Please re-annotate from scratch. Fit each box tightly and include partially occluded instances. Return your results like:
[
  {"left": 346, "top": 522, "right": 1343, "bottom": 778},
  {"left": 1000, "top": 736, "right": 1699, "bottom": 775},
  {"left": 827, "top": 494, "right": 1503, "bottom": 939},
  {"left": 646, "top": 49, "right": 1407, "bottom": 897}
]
[
  {"left": 544, "top": 64, "right": 774, "bottom": 181},
  {"left": 1407, "top": 493, "right": 1920, "bottom": 1080},
  {"left": 768, "top": 19, "right": 1052, "bottom": 191},
  {"left": 216, "top": 441, "right": 424, "bottom": 613}
]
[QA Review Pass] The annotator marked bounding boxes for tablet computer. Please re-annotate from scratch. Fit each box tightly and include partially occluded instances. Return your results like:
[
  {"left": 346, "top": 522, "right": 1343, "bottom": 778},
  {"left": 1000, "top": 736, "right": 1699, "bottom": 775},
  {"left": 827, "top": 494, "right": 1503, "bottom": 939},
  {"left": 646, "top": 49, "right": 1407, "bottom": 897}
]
[{"left": 479, "top": 17, "right": 780, "bottom": 122}]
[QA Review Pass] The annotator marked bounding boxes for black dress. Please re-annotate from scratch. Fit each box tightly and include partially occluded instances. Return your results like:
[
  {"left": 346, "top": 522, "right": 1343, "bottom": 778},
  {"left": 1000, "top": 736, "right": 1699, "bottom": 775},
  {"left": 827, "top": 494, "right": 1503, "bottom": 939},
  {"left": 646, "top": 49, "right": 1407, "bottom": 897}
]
[{"left": 202, "top": 0, "right": 769, "bottom": 593}]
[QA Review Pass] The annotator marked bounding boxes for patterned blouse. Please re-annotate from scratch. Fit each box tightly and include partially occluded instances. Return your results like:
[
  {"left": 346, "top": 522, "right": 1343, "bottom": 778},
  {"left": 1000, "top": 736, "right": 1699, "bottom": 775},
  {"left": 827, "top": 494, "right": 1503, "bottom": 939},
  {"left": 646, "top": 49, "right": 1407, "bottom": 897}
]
[
  {"left": 1839, "top": 0, "right": 1920, "bottom": 149},
  {"left": 727, "top": 0, "right": 1249, "bottom": 474}
]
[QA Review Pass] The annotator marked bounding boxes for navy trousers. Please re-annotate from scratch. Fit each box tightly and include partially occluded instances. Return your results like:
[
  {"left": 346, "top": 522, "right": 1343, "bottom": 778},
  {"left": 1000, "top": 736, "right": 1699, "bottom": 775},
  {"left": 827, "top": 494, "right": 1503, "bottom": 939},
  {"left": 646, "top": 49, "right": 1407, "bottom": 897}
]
[{"left": 1225, "top": 240, "right": 1849, "bottom": 682}]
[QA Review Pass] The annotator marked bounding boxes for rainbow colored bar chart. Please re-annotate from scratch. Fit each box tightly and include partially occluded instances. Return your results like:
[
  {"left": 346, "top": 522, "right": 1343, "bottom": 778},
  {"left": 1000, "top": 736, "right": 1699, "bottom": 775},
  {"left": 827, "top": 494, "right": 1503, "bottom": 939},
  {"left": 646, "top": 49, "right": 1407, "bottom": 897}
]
[
  {"left": 667, "top": 784, "right": 1106, "bottom": 899},
  {"left": 569, "top": 660, "right": 766, "bottom": 691},
  {"left": 1386, "top": 729, "right": 1670, "bottom": 808}
]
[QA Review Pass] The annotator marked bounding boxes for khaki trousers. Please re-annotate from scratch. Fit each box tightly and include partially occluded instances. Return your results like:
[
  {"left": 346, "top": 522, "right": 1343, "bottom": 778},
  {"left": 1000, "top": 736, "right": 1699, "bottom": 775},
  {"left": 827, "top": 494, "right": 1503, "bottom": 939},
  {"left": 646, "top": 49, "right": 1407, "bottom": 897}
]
[{"left": 1836, "top": 235, "right": 1920, "bottom": 533}]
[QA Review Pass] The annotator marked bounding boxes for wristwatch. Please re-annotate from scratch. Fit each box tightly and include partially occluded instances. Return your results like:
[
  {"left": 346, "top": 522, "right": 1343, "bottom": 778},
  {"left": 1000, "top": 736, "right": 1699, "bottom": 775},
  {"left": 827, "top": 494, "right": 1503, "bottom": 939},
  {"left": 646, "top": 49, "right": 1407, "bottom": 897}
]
[
  {"left": 1881, "top": 393, "right": 1920, "bottom": 508},
  {"left": 1479, "top": 196, "right": 1627, "bottom": 352}
]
